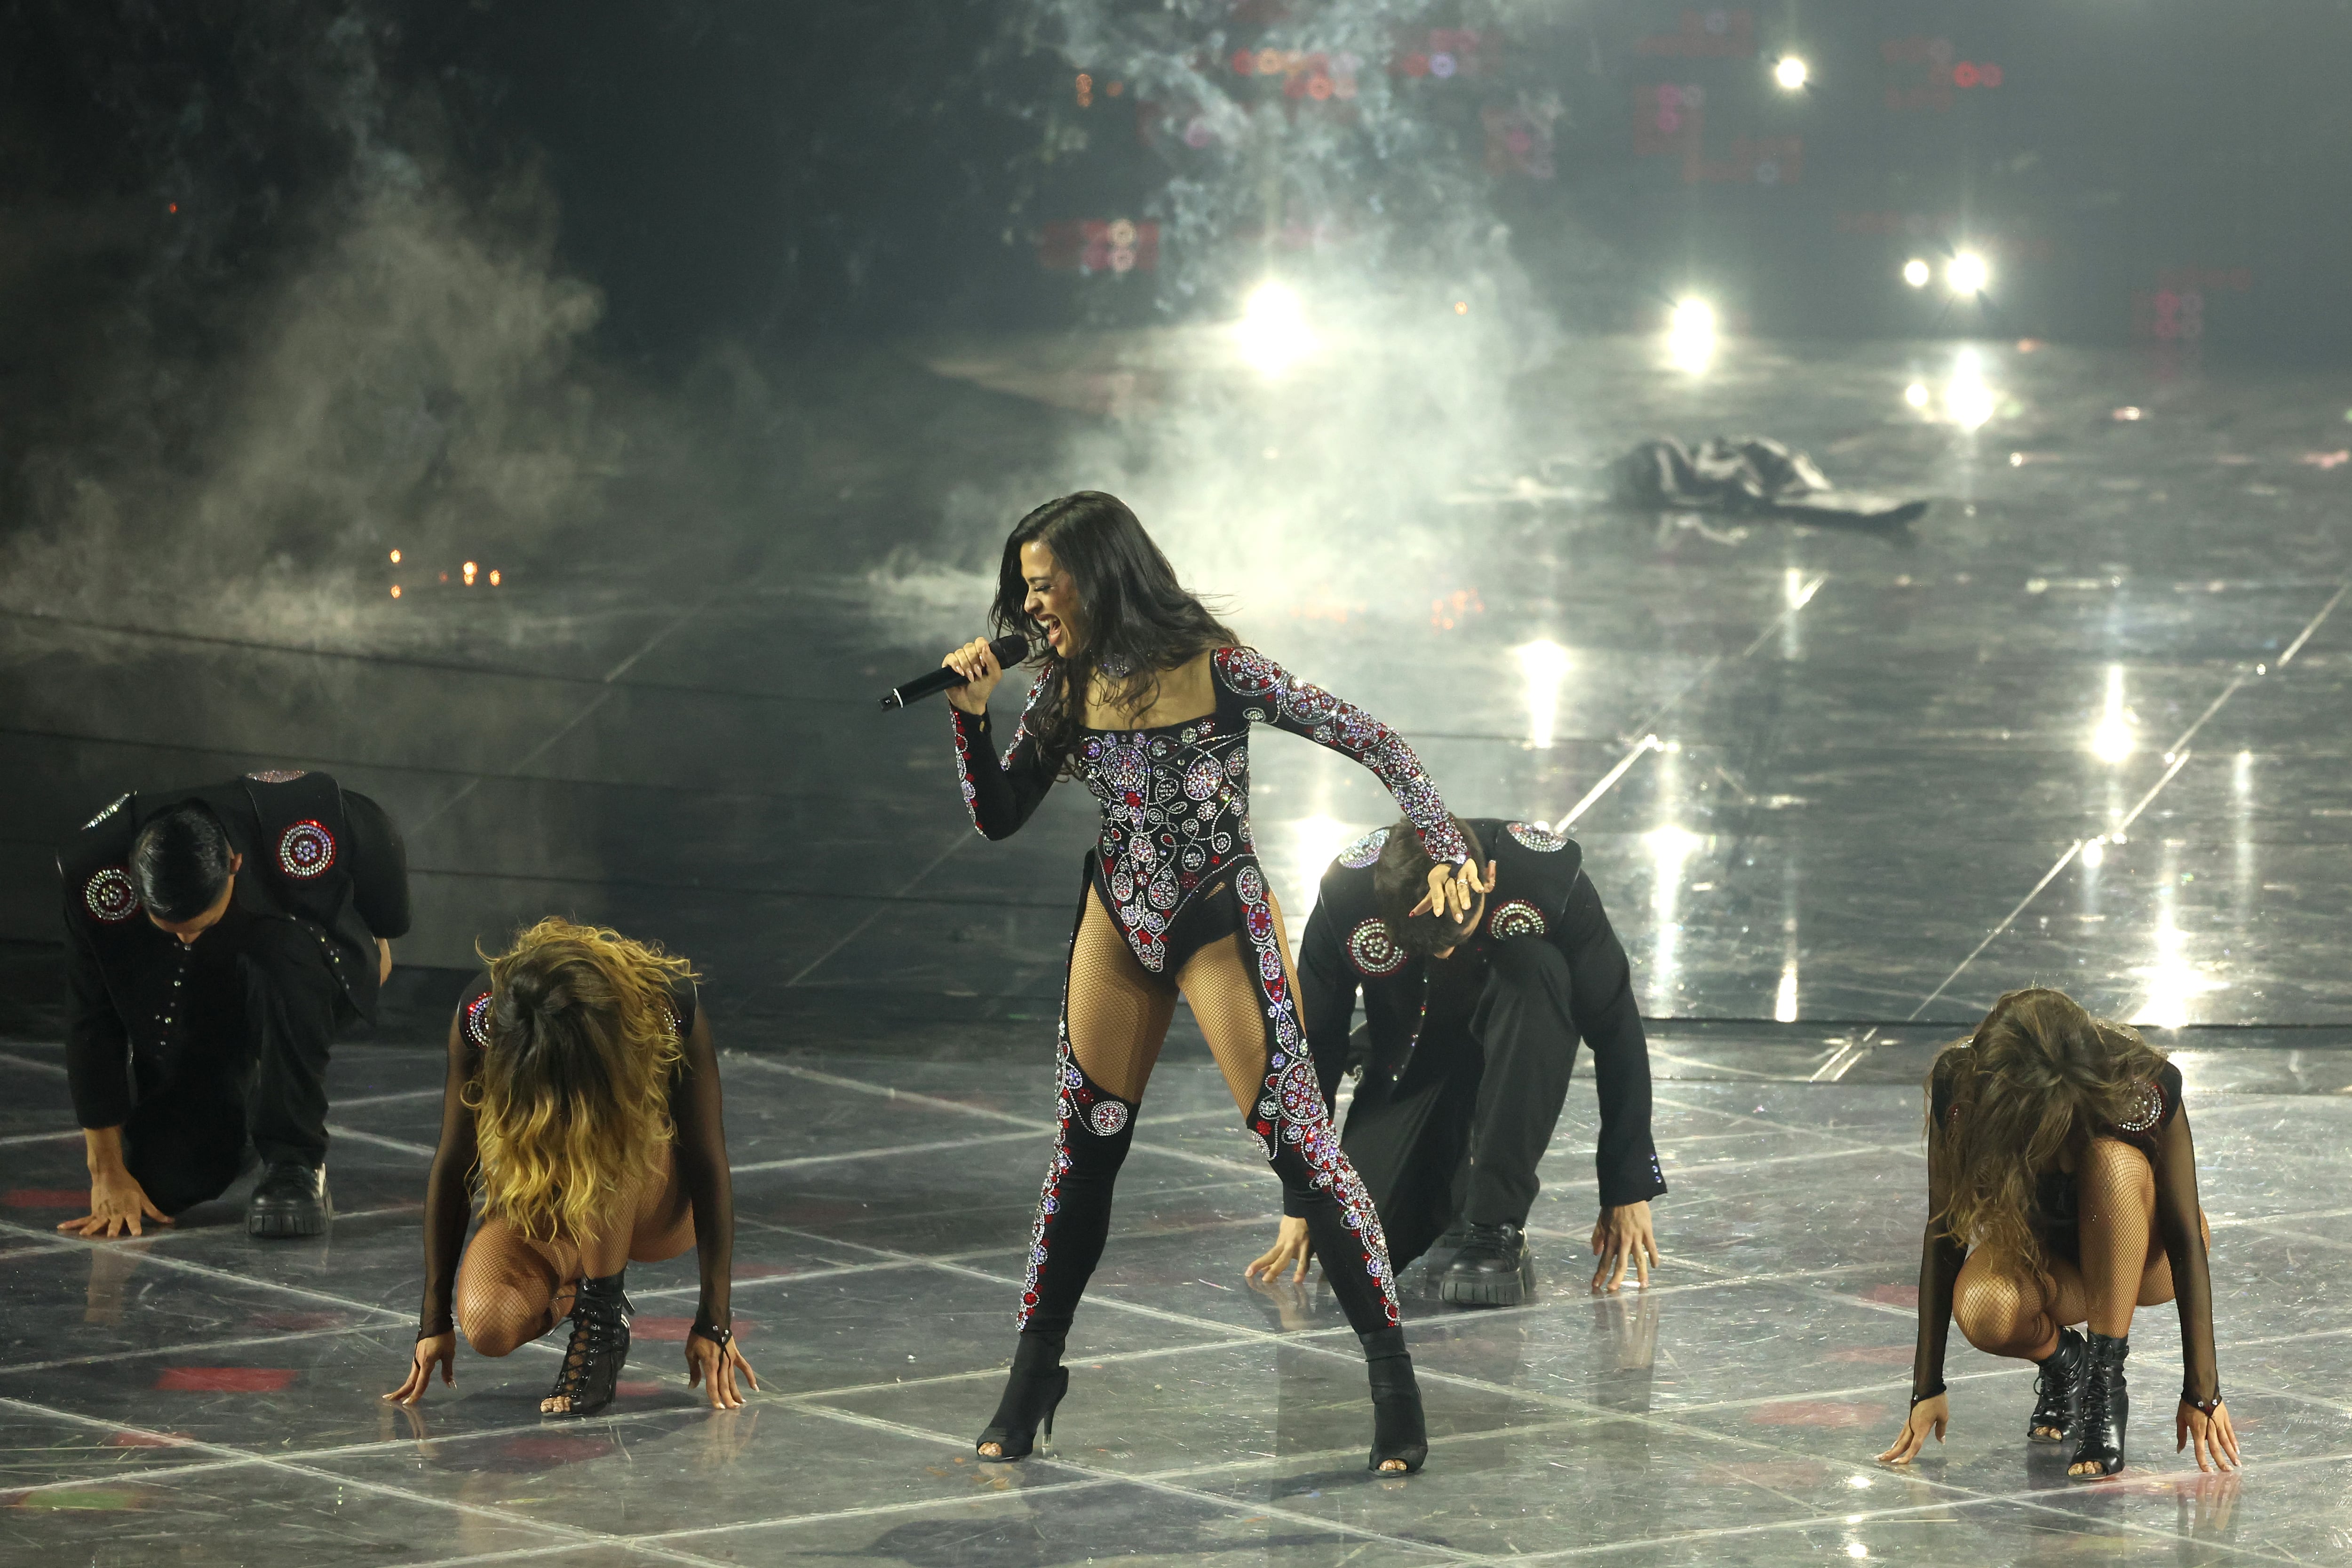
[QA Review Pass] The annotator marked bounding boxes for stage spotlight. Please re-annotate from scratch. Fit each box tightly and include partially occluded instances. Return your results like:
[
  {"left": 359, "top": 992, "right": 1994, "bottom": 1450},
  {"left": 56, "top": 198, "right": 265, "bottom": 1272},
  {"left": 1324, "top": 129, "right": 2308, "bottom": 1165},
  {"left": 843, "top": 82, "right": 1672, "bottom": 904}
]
[
  {"left": 1945, "top": 352, "right": 1995, "bottom": 430},
  {"left": 1947, "top": 252, "right": 1990, "bottom": 295},
  {"left": 1902, "top": 258, "right": 1931, "bottom": 288},
  {"left": 1773, "top": 55, "right": 1809, "bottom": 90},
  {"left": 1236, "top": 281, "right": 1313, "bottom": 379},
  {"left": 1904, "top": 381, "right": 1930, "bottom": 409},
  {"left": 1667, "top": 297, "right": 1717, "bottom": 372}
]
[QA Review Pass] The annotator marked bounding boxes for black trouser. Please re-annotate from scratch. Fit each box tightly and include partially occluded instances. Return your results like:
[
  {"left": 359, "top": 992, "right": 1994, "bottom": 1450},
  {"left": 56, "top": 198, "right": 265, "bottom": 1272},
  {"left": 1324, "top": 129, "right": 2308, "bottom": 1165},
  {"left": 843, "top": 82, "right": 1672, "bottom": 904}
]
[
  {"left": 122, "top": 933, "right": 348, "bottom": 1215},
  {"left": 1348, "top": 873, "right": 1645, "bottom": 1267}
]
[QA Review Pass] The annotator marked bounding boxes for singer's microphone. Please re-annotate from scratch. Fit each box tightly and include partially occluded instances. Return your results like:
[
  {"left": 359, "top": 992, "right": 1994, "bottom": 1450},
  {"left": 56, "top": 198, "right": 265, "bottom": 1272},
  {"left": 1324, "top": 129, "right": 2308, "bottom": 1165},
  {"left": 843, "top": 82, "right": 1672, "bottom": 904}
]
[{"left": 879, "top": 633, "right": 1032, "bottom": 711}]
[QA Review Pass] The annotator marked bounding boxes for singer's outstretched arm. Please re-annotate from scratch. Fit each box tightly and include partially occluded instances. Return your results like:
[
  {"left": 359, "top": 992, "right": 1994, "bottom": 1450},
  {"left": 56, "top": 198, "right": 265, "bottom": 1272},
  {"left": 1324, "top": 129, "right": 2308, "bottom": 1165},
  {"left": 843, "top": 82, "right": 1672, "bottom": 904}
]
[
  {"left": 1210, "top": 647, "right": 1470, "bottom": 867},
  {"left": 951, "top": 674, "right": 1059, "bottom": 839}
]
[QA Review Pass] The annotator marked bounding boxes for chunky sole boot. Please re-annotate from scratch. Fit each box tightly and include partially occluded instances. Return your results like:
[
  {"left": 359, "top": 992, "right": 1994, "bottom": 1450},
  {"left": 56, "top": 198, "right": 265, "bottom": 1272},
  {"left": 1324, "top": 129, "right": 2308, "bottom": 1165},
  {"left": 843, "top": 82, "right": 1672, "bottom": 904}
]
[
  {"left": 247, "top": 1163, "right": 332, "bottom": 1239},
  {"left": 1439, "top": 1223, "right": 1532, "bottom": 1308},
  {"left": 2067, "top": 1331, "right": 2130, "bottom": 1479},
  {"left": 2028, "top": 1326, "right": 2089, "bottom": 1443}
]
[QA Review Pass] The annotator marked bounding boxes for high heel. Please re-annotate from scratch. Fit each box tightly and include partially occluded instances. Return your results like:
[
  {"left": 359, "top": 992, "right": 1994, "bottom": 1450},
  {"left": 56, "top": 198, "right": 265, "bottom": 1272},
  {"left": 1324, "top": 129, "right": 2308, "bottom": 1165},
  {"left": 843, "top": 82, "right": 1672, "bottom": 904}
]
[
  {"left": 977, "top": 1331, "right": 1069, "bottom": 1462},
  {"left": 2027, "top": 1326, "right": 2088, "bottom": 1443},
  {"left": 543, "top": 1270, "right": 632, "bottom": 1418},
  {"left": 2068, "top": 1331, "right": 2130, "bottom": 1479},
  {"left": 1363, "top": 1327, "right": 1428, "bottom": 1475}
]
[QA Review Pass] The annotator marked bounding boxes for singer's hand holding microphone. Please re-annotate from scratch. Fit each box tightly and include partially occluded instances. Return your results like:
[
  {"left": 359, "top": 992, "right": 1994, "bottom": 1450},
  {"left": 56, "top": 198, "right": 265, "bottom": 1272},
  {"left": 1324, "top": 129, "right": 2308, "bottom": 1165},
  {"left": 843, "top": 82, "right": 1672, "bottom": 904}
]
[
  {"left": 876, "top": 633, "right": 1031, "bottom": 713},
  {"left": 943, "top": 637, "right": 1007, "bottom": 715}
]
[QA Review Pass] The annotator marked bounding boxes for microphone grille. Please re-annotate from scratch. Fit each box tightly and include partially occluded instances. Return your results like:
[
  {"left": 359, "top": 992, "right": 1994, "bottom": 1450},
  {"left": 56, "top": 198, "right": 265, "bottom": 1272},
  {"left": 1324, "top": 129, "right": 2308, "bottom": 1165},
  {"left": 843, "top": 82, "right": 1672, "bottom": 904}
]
[{"left": 990, "top": 633, "right": 1033, "bottom": 665}]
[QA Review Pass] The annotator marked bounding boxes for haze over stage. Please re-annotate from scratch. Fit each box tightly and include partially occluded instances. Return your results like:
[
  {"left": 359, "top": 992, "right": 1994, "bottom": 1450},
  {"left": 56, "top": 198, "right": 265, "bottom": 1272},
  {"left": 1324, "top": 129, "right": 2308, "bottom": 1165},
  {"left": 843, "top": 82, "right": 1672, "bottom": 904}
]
[{"left": 8, "top": 331, "right": 2352, "bottom": 1564}]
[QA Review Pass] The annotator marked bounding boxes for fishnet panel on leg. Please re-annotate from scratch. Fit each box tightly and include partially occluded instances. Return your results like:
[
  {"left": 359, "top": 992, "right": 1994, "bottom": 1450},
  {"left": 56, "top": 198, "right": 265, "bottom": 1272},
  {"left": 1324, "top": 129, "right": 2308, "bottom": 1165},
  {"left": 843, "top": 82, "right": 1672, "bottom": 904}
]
[
  {"left": 1066, "top": 892, "right": 1177, "bottom": 1104},
  {"left": 2075, "top": 1137, "right": 2156, "bottom": 1338},
  {"left": 1952, "top": 1251, "right": 2059, "bottom": 1361},
  {"left": 455, "top": 1219, "right": 575, "bottom": 1357},
  {"left": 1175, "top": 933, "right": 1284, "bottom": 1116}
]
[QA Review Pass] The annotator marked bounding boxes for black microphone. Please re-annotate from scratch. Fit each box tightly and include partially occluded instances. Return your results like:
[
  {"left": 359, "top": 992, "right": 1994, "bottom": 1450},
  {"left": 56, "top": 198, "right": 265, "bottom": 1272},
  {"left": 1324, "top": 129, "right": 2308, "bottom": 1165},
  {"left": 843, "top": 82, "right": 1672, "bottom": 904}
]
[{"left": 879, "top": 633, "right": 1032, "bottom": 711}]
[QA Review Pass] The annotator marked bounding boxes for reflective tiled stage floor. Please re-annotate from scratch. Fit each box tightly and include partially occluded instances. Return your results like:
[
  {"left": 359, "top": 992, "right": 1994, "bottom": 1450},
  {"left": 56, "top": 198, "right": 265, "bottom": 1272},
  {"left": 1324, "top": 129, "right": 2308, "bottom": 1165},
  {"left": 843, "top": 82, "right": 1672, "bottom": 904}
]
[
  {"left": 7, "top": 332, "right": 2352, "bottom": 1561},
  {"left": 5, "top": 1035, "right": 2352, "bottom": 1565}
]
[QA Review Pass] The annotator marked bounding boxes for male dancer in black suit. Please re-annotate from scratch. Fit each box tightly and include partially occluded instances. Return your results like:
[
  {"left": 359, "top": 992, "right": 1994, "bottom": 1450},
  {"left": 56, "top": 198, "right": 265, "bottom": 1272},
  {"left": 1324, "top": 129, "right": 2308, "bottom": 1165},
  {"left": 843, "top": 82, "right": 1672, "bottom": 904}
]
[
  {"left": 59, "top": 769, "right": 410, "bottom": 1238},
  {"left": 1249, "top": 817, "right": 1664, "bottom": 1305}
]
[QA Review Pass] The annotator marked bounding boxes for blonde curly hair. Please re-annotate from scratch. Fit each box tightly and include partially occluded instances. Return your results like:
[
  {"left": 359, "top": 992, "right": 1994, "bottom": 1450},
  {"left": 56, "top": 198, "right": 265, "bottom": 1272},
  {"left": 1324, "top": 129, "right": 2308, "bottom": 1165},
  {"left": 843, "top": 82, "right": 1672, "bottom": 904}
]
[{"left": 467, "top": 918, "right": 693, "bottom": 1242}]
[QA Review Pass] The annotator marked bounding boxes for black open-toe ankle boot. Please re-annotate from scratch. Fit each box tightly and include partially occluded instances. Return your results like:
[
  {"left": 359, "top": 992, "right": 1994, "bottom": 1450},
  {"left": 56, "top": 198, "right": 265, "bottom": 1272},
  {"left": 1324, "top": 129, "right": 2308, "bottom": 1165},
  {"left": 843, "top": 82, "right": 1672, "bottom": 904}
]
[
  {"left": 1363, "top": 1327, "right": 1428, "bottom": 1475},
  {"left": 2068, "top": 1331, "right": 2129, "bottom": 1479},
  {"left": 2028, "top": 1325, "right": 2088, "bottom": 1443},
  {"left": 544, "top": 1271, "right": 632, "bottom": 1418},
  {"left": 976, "top": 1330, "right": 1069, "bottom": 1462}
]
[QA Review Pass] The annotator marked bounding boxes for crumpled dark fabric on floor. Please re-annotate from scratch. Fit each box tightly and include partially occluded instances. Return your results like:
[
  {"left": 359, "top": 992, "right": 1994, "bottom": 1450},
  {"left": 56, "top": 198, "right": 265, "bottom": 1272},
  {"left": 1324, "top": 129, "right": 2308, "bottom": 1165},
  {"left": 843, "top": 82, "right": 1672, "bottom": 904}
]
[{"left": 1611, "top": 436, "right": 1930, "bottom": 526}]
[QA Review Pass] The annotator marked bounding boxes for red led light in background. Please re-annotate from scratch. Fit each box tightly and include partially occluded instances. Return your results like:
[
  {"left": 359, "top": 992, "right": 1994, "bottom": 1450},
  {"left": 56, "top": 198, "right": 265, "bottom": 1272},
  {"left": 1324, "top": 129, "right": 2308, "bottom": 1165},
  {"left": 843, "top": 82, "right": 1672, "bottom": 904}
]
[{"left": 389, "top": 585, "right": 401, "bottom": 599}]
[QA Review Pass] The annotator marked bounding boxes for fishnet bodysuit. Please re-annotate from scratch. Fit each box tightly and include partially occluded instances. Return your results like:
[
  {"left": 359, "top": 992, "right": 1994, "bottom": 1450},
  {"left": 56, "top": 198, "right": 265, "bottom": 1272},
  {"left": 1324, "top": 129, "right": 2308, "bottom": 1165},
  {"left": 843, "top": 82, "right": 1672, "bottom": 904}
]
[
  {"left": 417, "top": 974, "right": 735, "bottom": 1355},
  {"left": 954, "top": 646, "right": 1468, "bottom": 1340},
  {"left": 1912, "top": 1055, "right": 2217, "bottom": 1404}
]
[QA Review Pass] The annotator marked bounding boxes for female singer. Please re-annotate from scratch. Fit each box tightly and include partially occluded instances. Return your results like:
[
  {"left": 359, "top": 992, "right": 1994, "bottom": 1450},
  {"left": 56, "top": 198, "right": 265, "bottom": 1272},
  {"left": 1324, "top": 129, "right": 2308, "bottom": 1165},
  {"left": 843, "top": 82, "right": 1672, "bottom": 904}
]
[
  {"left": 939, "top": 491, "right": 1487, "bottom": 1474},
  {"left": 1878, "top": 988, "right": 2237, "bottom": 1479},
  {"left": 385, "top": 918, "right": 757, "bottom": 1417}
]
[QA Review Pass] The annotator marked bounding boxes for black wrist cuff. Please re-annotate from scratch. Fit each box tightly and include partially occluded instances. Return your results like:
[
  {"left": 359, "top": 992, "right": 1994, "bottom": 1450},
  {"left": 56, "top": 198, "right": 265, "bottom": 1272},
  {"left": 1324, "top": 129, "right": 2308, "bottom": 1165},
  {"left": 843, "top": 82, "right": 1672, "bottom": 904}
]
[
  {"left": 691, "top": 1320, "right": 732, "bottom": 1350},
  {"left": 418, "top": 1321, "right": 453, "bottom": 1342},
  {"left": 1910, "top": 1383, "right": 1947, "bottom": 1406},
  {"left": 2182, "top": 1387, "right": 2222, "bottom": 1414}
]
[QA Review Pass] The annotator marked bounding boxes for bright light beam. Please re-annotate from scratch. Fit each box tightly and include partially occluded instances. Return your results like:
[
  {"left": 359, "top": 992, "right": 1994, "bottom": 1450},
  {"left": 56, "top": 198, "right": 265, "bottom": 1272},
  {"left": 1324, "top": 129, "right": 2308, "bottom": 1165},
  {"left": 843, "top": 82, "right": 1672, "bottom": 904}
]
[
  {"left": 1516, "top": 639, "right": 1572, "bottom": 749},
  {"left": 1773, "top": 56, "right": 1809, "bottom": 90},
  {"left": 1947, "top": 252, "right": 1990, "bottom": 295},
  {"left": 1902, "top": 258, "right": 1931, "bottom": 288}
]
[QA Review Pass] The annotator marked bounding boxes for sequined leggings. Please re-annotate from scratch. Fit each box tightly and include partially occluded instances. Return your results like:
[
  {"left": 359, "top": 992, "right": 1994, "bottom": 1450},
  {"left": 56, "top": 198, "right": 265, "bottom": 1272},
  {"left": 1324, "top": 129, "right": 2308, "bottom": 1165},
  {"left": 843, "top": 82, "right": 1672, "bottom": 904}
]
[{"left": 1018, "top": 863, "right": 1399, "bottom": 1343}]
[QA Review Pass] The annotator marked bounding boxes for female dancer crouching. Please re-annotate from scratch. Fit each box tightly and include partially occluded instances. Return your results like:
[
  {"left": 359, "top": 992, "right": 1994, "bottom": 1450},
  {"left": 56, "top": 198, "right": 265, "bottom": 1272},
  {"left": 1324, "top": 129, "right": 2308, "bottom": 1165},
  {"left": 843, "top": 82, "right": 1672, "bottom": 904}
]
[
  {"left": 1879, "top": 988, "right": 2238, "bottom": 1478},
  {"left": 940, "top": 491, "right": 1488, "bottom": 1474},
  {"left": 385, "top": 919, "right": 757, "bottom": 1415}
]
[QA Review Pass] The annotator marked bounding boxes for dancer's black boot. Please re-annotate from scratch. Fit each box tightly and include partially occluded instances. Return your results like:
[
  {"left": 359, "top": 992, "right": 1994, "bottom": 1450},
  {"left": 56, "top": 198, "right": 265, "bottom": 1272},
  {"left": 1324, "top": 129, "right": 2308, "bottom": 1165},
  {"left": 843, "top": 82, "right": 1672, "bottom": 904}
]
[
  {"left": 544, "top": 1270, "right": 632, "bottom": 1418},
  {"left": 977, "top": 1330, "right": 1069, "bottom": 1462},
  {"left": 1361, "top": 1327, "right": 1428, "bottom": 1474},
  {"left": 2028, "top": 1325, "right": 2088, "bottom": 1443},
  {"left": 2068, "top": 1331, "right": 2130, "bottom": 1479}
]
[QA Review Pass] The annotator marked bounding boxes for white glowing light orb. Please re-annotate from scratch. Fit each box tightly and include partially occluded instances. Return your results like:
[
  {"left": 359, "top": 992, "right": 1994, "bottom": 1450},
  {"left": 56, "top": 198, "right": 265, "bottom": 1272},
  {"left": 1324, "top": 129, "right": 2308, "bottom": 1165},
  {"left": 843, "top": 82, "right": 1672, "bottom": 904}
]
[
  {"left": 1945, "top": 374, "right": 1996, "bottom": 430},
  {"left": 1666, "top": 298, "right": 1717, "bottom": 372},
  {"left": 1236, "top": 281, "right": 1313, "bottom": 379},
  {"left": 2082, "top": 837, "right": 2106, "bottom": 869},
  {"left": 1902, "top": 258, "right": 1931, "bottom": 289},
  {"left": 1774, "top": 965, "right": 1799, "bottom": 1022},
  {"left": 1774, "top": 55, "right": 1809, "bottom": 90},
  {"left": 1947, "top": 252, "right": 1990, "bottom": 295},
  {"left": 1904, "top": 381, "right": 1930, "bottom": 409}
]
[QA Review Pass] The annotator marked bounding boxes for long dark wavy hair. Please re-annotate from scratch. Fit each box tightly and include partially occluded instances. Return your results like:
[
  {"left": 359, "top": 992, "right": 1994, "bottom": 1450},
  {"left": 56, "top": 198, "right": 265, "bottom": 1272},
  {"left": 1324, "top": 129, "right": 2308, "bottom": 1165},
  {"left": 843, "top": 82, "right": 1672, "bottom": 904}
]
[
  {"left": 989, "top": 491, "right": 1236, "bottom": 768},
  {"left": 1928, "top": 987, "right": 2170, "bottom": 1287}
]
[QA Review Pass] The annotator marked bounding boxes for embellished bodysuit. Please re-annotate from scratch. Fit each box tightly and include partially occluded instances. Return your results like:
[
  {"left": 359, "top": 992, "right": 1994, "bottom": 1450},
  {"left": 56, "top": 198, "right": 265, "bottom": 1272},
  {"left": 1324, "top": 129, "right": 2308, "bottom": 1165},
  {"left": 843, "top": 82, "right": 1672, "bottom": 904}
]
[{"left": 950, "top": 645, "right": 1469, "bottom": 1332}]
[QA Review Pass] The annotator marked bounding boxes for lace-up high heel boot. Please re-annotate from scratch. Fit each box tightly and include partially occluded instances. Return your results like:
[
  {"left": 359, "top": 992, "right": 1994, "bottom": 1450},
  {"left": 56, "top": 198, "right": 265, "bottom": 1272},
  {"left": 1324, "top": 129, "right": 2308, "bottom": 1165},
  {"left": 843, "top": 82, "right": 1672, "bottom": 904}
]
[
  {"left": 2068, "top": 1331, "right": 2130, "bottom": 1479},
  {"left": 544, "top": 1270, "right": 633, "bottom": 1418},
  {"left": 976, "top": 1330, "right": 1070, "bottom": 1462},
  {"left": 1362, "top": 1327, "right": 1428, "bottom": 1474},
  {"left": 2028, "top": 1325, "right": 2088, "bottom": 1443}
]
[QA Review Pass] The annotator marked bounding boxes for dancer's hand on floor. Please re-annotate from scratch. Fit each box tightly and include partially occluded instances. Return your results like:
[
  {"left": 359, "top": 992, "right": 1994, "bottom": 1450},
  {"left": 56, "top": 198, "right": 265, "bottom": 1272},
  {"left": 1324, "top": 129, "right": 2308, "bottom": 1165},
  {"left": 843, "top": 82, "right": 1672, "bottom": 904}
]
[
  {"left": 1245, "top": 1216, "right": 1314, "bottom": 1285},
  {"left": 1589, "top": 1201, "right": 1659, "bottom": 1292},
  {"left": 688, "top": 1333, "right": 760, "bottom": 1410},
  {"left": 1877, "top": 1394, "right": 1947, "bottom": 1464},
  {"left": 2177, "top": 1398, "right": 2241, "bottom": 1473},
  {"left": 944, "top": 638, "right": 1006, "bottom": 715},
  {"left": 385, "top": 1332, "right": 456, "bottom": 1405},
  {"left": 59, "top": 1167, "right": 172, "bottom": 1239}
]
